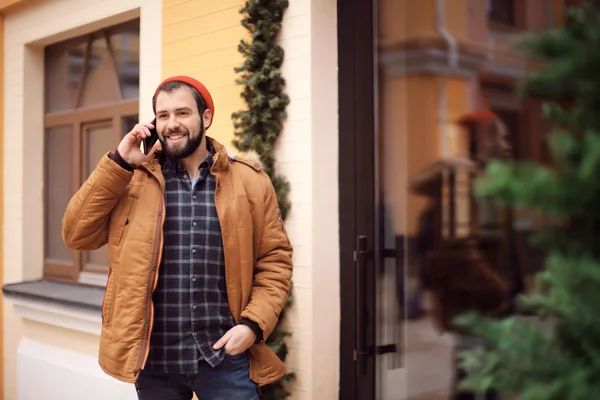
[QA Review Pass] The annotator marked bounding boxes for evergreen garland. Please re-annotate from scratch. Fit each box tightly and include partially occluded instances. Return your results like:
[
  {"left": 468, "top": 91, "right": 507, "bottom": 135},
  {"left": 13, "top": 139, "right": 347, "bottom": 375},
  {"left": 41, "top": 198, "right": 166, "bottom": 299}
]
[
  {"left": 232, "top": 0, "right": 292, "bottom": 220},
  {"left": 232, "top": 1, "right": 294, "bottom": 399},
  {"left": 457, "top": 2, "right": 600, "bottom": 399}
]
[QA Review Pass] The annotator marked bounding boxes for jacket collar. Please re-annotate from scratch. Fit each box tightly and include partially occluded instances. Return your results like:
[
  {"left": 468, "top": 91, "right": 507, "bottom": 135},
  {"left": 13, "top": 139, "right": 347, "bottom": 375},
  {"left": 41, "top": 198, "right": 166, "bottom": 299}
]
[{"left": 207, "top": 136, "right": 230, "bottom": 177}]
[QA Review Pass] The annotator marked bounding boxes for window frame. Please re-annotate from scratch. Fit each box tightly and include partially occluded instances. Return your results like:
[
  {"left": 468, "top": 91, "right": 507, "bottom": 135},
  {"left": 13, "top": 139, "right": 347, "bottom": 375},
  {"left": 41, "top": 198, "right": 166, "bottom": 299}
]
[{"left": 43, "top": 20, "right": 140, "bottom": 284}]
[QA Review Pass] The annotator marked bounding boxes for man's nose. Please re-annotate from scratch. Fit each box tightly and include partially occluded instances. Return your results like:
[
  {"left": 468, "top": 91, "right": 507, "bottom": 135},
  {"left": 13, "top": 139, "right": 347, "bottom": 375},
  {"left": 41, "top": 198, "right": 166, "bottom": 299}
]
[{"left": 167, "top": 116, "right": 180, "bottom": 131}]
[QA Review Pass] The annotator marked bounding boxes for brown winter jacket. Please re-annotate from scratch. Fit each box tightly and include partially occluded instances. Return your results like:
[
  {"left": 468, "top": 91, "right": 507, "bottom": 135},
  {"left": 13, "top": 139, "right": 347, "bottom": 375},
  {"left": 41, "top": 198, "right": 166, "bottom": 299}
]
[{"left": 61, "top": 137, "right": 293, "bottom": 385}]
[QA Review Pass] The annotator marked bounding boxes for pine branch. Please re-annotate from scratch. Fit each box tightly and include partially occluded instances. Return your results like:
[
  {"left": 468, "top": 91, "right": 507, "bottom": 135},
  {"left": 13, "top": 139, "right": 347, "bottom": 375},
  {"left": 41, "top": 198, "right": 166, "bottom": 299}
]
[{"left": 232, "top": 1, "right": 294, "bottom": 398}]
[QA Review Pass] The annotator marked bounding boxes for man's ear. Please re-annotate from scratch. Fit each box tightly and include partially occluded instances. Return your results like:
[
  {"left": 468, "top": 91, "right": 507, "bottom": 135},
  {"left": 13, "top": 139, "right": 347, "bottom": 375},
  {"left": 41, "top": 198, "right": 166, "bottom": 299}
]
[{"left": 203, "top": 109, "right": 213, "bottom": 129}]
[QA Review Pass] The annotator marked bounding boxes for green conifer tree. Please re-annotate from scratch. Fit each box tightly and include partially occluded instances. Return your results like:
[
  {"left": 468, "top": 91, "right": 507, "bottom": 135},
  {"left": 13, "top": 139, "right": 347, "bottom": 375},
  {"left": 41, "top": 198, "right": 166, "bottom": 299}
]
[{"left": 458, "top": 2, "right": 600, "bottom": 399}]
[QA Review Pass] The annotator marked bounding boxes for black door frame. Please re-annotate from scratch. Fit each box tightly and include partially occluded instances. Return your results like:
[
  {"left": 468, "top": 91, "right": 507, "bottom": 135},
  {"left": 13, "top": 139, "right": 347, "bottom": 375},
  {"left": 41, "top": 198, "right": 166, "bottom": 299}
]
[{"left": 338, "top": 0, "right": 376, "bottom": 398}]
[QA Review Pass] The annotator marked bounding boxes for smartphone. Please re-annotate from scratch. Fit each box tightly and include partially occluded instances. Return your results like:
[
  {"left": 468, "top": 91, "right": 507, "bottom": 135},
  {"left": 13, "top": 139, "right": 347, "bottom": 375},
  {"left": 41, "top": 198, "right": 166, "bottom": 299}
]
[{"left": 142, "top": 118, "right": 158, "bottom": 155}]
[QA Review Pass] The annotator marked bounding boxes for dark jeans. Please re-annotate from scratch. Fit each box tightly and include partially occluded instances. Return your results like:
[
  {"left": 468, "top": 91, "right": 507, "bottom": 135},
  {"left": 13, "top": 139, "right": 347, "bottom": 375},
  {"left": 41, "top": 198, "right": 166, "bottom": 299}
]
[{"left": 135, "top": 352, "right": 260, "bottom": 400}]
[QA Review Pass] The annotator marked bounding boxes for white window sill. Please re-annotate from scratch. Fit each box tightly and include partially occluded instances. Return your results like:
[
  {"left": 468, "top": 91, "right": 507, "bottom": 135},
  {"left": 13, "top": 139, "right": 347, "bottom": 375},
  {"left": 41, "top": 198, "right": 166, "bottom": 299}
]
[
  {"left": 79, "top": 271, "right": 108, "bottom": 287},
  {"left": 3, "top": 279, "right": 103, "bottom": 336}
]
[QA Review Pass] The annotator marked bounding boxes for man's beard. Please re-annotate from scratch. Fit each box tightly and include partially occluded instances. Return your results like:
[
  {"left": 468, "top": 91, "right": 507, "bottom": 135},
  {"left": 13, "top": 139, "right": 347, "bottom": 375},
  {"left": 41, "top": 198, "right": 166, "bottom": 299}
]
[{"left": 159, "top": 119, "right": 204, "bottom": 160}]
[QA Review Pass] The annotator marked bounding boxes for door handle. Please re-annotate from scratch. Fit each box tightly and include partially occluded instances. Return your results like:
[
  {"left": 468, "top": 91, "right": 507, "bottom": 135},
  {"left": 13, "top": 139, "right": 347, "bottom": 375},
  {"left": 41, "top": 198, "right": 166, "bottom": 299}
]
[{"left": 354, "top": 235, "right": 370, "bottom": 375}]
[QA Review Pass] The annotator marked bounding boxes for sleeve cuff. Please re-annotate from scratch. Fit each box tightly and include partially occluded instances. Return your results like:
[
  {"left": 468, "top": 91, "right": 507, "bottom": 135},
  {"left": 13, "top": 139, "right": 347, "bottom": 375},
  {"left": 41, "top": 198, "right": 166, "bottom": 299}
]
[
  {"left": 240, "top": 318, "right": 263, "bottom": 343},
  {"left": 109, "top": 149, "right": 135, "bottom": 172}
]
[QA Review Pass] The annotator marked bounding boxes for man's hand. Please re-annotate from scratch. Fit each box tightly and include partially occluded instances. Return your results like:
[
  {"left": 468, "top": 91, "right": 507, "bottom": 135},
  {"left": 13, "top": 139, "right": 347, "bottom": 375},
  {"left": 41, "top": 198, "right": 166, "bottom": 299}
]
[
  {"left": 117, "top": 121, "right": 157, "bottom": 167},
  {"left": 213, "top": 324, "right": 256, "bottom": 355}
]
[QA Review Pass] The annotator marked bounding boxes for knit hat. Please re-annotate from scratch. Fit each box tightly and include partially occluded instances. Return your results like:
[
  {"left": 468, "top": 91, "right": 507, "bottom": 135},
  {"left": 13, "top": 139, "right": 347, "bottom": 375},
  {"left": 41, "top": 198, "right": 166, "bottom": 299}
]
[{"left": 154, "top": 75, "right": 215, "bottom": 119}]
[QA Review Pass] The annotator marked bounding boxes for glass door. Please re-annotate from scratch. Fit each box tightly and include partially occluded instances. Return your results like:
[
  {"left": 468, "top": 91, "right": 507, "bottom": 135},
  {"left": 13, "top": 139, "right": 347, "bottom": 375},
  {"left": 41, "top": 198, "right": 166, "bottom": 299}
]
[
  {"left": 372, "top": 0, "right": 534, "bottom": 398},
  {"left": 339, "top": 0, "right": 537, "bottom": 399}
]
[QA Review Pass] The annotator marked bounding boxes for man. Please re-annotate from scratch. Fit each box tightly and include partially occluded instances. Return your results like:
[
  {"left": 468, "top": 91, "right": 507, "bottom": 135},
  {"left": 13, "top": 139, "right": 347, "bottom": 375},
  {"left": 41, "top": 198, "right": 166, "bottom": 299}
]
[{"left": 62, "top": 75, "right": 293, "bottom": 399}]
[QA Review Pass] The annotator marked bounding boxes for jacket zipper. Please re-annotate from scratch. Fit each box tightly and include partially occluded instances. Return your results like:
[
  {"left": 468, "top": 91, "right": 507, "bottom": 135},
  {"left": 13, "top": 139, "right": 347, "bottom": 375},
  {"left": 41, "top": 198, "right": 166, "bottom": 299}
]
[{"left": 133, "top": 192, "right": 165, "bottom": 375}]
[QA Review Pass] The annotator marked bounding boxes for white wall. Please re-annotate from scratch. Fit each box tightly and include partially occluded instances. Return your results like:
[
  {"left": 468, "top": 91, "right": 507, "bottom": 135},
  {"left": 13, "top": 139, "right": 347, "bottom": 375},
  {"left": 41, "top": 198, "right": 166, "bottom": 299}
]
[
  {"left": 307, "top": 2, "right": 339, "bottom": 398},
  {"left": 17, "top": 339, "right": 136, "bottom": 400},
  {"left": 3, "top": 0, "right": 161, "bottom": 398},
  {"left": 277, "top": 0, "right": 339, "bottom": 398}
]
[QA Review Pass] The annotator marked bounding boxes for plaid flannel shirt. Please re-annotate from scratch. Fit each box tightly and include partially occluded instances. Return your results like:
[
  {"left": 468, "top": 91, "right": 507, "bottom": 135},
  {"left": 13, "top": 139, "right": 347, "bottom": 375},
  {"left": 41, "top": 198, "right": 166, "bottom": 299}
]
[{"left": 146, "top": 143, "right": 236, "bottom": 374}]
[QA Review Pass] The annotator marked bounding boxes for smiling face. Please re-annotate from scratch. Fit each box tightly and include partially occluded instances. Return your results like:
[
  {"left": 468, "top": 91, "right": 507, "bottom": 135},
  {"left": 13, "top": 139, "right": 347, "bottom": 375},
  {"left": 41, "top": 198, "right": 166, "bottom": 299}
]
[{"left": 154, "top": 85, "right": 209, "bottom": 160}]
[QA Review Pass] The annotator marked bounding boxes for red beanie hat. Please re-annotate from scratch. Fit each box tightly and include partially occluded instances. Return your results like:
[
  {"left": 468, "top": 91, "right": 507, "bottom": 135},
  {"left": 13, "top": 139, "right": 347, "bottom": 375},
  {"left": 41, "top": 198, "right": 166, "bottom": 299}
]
[{"left": 155, "top": 75, "right": 215, "bottom": 119}]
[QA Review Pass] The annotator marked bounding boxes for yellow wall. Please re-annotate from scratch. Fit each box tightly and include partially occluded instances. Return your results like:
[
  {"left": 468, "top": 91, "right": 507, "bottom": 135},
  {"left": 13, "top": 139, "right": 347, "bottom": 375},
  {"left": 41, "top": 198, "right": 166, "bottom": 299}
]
[
  {"left": 404, "top": 76, "right": 441, "bottom": 235},
  {"left": 445, "top": 78, "right": 470, "bottom": 158},
  {"left": 0, "top": 0, "right": 26, "bottom": 10},
  {"left": 162, "top": 0, "right": 247, "bottom": 148},
  {"left": 378, "top": 0, "right": 436, "bottom": 47},
  {"left": 379, "top": 72, "right": 472, "bottom": 235},
  {"left": 445, "top": 0, "right": 469, "bottom": 42},
  {"left": 378, "top": 0, "right": 470, "bottom": 48}
]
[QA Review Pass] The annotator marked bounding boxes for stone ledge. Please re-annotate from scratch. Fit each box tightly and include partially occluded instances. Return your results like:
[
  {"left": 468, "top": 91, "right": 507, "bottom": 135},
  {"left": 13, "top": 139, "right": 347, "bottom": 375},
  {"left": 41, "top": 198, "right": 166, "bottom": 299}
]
[
  {"left": 3, "top": 279, "right": 103, "bottom": 335},
  {"left": 380, "top": 46, "right": 487, "bottom": 78}
]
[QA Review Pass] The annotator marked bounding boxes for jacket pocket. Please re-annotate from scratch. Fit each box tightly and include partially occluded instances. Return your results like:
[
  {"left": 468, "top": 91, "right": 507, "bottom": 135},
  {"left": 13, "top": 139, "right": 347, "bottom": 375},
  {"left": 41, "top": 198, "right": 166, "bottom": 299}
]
[
  {"left": 101, "top": 267, "right": 118, "bottom": 325},
  {"left": 109, "top": 196, "right": 134, "bottom": 246}
]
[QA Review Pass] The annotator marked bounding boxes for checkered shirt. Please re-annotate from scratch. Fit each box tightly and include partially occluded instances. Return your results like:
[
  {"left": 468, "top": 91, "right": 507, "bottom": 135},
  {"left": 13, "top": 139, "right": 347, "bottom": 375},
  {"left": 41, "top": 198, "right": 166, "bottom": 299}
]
[{"left": 146, "top": 144, "right": 236, "bottom": 373}]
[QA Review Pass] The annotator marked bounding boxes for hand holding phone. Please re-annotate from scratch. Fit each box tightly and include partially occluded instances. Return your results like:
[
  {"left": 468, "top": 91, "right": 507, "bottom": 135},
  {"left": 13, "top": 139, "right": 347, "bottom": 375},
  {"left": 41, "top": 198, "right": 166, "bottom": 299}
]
[{"left": 117, "top": 119, "right": 158, "bottom": 167}]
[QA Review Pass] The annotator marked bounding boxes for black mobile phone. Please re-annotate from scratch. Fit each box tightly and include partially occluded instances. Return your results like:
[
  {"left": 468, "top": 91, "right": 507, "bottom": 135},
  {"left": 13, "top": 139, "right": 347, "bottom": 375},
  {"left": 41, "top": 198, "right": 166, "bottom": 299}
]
[{"left": 142, "top": 118, "right": 158, "bottom": 155}]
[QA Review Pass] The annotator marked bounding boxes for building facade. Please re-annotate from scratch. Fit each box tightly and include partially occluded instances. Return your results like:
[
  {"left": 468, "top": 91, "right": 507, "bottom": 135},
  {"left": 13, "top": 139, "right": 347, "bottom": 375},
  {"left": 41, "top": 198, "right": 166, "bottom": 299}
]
[{"left": 0, "top": 0, "right": 572, "bottom": 399}]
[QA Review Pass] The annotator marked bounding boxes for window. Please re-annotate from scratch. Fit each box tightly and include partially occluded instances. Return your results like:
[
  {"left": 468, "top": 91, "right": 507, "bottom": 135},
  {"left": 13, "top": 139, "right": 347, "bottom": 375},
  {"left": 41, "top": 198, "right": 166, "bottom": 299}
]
[
  {"left": 44, "top": 19, "right": 140, "bottom": 283},
  {"left": 487, "top": 0, "right": 515, "bottom": 26}
]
